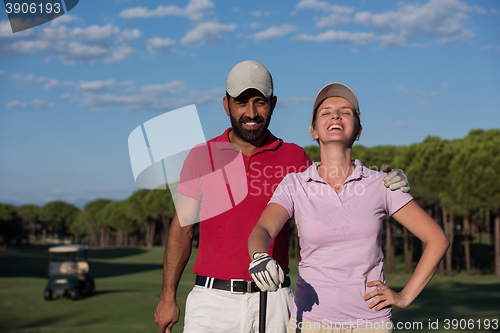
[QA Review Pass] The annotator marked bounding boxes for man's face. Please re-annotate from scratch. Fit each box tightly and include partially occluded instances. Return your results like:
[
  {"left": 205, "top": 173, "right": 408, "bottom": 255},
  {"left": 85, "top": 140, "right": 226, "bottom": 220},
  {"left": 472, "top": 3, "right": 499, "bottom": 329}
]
[{"left": 224, "top": 89, "right": 276, "bottom": 142}]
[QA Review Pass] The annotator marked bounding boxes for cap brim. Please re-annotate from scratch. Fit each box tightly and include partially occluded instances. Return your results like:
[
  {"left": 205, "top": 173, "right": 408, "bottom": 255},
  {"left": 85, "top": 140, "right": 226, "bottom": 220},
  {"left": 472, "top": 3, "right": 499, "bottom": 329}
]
[
  {"left": 227, "top": 84, "right": 272, "bottom": 99},
  {"left": 313, "top": 82, "right": 359, "bottom": 115}
]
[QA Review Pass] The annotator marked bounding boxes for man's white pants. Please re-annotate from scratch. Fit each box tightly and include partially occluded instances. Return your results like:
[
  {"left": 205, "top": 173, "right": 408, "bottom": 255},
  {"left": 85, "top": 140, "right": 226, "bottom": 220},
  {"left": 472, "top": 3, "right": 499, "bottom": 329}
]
[{"left": 183, "top": 285, "right": 293, "bottom": 333}]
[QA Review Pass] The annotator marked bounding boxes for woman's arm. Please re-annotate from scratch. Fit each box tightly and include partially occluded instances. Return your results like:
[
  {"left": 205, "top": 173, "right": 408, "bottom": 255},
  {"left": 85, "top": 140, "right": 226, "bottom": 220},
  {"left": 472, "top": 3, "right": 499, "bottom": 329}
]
[
  {"left": 364, "top": 200, "right": 449, "bottom": 311},
  {"left": 248, "top": 202, "right": 290, "bottom": 259}
]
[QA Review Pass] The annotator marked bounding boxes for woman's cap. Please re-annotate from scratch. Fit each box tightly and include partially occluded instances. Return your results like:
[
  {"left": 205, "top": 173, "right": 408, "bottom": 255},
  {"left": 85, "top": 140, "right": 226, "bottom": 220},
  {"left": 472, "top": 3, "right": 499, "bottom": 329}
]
[
  {"left": 226, "top": 60, "right": 273, "bottom": 98},
  {"left": 313, "top": 82, "right": 360, "bottom": 115}
]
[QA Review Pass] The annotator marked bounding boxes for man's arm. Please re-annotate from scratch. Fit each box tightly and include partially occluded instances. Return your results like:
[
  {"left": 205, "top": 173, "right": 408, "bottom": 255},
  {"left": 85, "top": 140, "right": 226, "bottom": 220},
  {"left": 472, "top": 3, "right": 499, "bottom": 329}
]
[{"left": 154, "top": 194, "right": 199, "bottom": 333}]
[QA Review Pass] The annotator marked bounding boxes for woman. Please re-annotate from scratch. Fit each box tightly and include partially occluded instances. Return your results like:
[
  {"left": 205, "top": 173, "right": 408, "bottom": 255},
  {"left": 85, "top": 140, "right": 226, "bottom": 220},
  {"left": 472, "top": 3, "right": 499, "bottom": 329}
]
[{"left": 248, "top": 82, "right": 449, "bottom": 332}]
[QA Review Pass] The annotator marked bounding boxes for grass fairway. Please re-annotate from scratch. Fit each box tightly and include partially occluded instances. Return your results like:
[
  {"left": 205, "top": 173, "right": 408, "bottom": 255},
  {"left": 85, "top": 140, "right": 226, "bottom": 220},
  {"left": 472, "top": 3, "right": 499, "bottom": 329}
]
[{"left": 1, "top": 246, "right": 499, "bottom": 333}]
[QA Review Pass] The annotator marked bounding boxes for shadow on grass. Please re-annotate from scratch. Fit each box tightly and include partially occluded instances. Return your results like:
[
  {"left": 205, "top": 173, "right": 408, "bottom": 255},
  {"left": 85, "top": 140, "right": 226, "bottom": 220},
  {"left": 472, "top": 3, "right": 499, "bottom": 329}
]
[
  {"left": 87, "top": 248, "right": 147, "bottom": 259},
  {"left": 92, "top": 289, "right": 143, "bottom": 296},
  {"left": 392, "top": 279, "right": 500, "bottom": 331},
  {"left": 45, "top": 289, "right": 143, "bottom": 301},
  {"left": 15, "top": 316, "right": 61, "bottom": 329},
  {"left": 87, "top": 261, "right": 162, "bottom": 278},
  {"left": 0, "top": 245, "right": 161, "bottom": 279}
]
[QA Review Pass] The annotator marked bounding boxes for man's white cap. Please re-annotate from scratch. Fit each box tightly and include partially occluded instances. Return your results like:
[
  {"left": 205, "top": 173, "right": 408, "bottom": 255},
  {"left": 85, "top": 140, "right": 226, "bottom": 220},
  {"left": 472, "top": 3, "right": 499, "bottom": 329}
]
[
  {"left": 226, "top": 60, "right": 273, "bottom": 98},
  {"left": 313, "top": 82, "right": 360, "bottom": 115}
]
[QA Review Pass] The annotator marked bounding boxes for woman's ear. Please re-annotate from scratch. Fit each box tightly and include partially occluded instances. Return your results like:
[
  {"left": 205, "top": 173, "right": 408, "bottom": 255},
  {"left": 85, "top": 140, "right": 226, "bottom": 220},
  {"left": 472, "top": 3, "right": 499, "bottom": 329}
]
[
  {"left": 357, "top": 125, "right": 363, "bottom": 139},
  {"left": 312, "top": 128, "right": 319, "bottom": 140}
]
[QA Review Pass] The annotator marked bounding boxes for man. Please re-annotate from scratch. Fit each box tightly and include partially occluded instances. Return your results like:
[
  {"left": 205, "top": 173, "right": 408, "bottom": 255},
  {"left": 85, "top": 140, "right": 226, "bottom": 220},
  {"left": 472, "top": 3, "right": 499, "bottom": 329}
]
[{"left": 154, "top": 60, "right": 410, "bottom": 333}]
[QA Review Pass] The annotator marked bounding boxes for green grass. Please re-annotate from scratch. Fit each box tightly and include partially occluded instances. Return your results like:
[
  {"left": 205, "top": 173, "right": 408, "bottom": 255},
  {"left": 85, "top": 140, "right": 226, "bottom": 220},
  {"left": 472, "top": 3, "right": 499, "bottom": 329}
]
[{"left": 1, "top": 246, "right": 499, "bottom": 332}]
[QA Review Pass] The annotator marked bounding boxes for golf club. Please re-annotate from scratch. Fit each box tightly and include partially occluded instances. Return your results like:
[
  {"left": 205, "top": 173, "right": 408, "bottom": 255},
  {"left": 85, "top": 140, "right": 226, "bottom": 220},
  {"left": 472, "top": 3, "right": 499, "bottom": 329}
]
[{"left": 259, "top": 290, "right": 267, "bottom": 333}]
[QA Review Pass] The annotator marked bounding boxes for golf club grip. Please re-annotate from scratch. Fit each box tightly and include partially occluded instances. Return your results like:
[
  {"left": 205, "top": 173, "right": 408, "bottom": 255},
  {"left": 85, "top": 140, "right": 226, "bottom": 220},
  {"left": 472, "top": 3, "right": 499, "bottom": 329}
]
[{"left": 259, "top": 290, "right": 267, "bottom": 333}]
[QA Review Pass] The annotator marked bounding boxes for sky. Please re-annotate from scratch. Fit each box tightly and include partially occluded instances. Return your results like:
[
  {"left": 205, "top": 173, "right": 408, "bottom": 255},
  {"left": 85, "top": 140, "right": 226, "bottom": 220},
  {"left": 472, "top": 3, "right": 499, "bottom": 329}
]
[{"left": 0, "top": 0, "right": 499, "bottom": 208}]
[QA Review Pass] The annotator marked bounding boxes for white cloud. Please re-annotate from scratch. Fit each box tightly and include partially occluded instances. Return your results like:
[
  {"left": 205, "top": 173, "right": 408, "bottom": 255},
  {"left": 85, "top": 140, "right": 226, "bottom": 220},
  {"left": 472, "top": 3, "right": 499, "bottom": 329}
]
[
  {"left": 181, "top": 22, "right": 236, "bottom": 45},
  {"left": 120, "top": 5, "right": 183, "bottom": 19},
  {"left": 354, "top": 0, "right": 477, "bottom": 46},
  {"left": 50, "top": 14, "right": 78, "bottom": 27},
  {"left": 81, "top": 87, "right": 223, "bottom": 111},
  {"left": 254, "top": 24, "right": 297, "bottom": 41},
  {"left": 394, "top": 85, "right": 443, "bottom": 106},
  {"left": 316, "top": 12, "right": 352, "bottom": 28},
  {"left": 54, "top": 76, "right": 221, "bottom": 111},
  {"left": 62, "top": 93, "right": 79, "bottom": 102},
  {"left": 250, "top": 22, "right": 262, "bottom": 29},
  {"left": 31, "top": 99, "right": 55, "bottom": 108},
  {"left": 275, "top": 96, "right": 314, "bottom": 109},
  {"left": 250, "top": 10, "right": 271, "bottom": 18},
  {"left": 6, "top": 100, "right": 29, "bottom": 109},
  {"left": 296, "top": 0, "right": 354, "bottom": 27},
  {"left": 121, "top": 29, "right": 141, "bottom": 41},
  {"left": 141, "top": 80, "right": 187, "bottom": 95},
  {"left": 105, "top": 46, "right": 135, "bottom": 63},
  {"left": 9, "top": 73, "right": 75, "bottom": 89},
  {"left": 69, "top": 25, "right": 140, "bottom": 43},
  {"left": 395, "top": 85, "right": 410, "bottom": 94},
  {"left": 185, "top": 0, "right": 215, "bottom": 21},
  {"left": 472, "top": 5, "right": 487, "bottom": 14},
  {"left": 0, "top": 22, "right": 140, "bottom": 64},
  {"left": 294, "top": 0, "right": 480, "bottom": 47},
  {"left": 295, "top": 30, "right": 377, "bottom": 44},
  {"left": 58, "top": 42, "right": 109, "bottom": 64},
  {"left": 79, "top": 79, "right": 116, "bottom": 93},
  {"left": 0, "top": 20, "right": 12, "bottom": 37},
  {"left": 147, "top": 37, "right": 176, "bottom": 54},
  {"left": 0, "top": 19, "right": 32, "bottom": 38},
  {"left": 9, "top": 73, "right": 49, "bottom": 84},
  {"left": 44, "top": 79, "right": 74, "bottom": 89},
  {"left": 119, "top": 80, "right": 134, "bottom": 86},
  {"left": 120, "top": 0, "right": 214, "bottom": 21},
  {"left": 296, "top": 0, "right": 350, "bottom": 11},
  {"left": 4, "top": 99, "right": 54, "bottom": 109}
]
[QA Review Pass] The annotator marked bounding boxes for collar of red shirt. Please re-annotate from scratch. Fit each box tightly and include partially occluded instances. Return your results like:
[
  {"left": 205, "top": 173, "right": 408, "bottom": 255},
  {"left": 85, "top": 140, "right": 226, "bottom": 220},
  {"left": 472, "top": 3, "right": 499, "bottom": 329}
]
[{"left": 213, "top": 128, "right": 282, "bottom": 155}]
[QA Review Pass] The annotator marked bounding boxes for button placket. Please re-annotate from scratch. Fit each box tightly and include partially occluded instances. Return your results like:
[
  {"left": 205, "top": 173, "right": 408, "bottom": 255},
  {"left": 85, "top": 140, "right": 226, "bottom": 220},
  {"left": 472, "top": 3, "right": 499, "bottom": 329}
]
[{"left": 244, "top": 155, "right": 250, "bottom": 177}]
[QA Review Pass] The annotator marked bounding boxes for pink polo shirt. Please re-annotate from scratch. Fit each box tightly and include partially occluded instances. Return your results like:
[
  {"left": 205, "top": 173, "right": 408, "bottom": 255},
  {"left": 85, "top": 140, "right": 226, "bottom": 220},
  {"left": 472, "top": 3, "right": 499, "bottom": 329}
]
[{"left": 269, "top": 160, "right": 413, "bottom": 327}]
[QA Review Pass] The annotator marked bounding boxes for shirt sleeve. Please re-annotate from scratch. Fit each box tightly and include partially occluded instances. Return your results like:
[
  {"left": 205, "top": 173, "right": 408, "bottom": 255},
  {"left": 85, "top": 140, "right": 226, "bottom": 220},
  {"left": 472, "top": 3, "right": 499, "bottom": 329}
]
[
  {"left": 268, "top": 174, "right": 295, "bottom": 219},
  {"left": 385, "top": 184, "right": 414, "bottom": 216},
  {"left": 176, "top": 146, "right": 204, "bottom": 201}
]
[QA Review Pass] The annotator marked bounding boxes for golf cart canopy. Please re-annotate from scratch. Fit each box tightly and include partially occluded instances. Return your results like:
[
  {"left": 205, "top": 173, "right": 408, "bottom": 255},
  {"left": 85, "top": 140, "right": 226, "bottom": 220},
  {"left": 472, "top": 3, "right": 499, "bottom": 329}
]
[{"left": 49, "top": 245, "right": 91, "bottom": 253}]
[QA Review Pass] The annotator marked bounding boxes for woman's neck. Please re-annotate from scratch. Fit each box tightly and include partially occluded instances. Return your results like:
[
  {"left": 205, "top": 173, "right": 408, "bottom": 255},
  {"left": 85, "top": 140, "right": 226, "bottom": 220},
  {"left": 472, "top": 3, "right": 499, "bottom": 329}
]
[{"left": 317, "top": 142, "right": 355, "bottom": 190}]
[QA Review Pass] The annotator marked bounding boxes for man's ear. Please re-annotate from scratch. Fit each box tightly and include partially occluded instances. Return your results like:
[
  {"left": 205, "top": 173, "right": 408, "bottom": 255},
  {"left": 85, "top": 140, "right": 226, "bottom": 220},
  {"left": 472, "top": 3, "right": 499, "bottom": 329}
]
[
  {"left": 223, "top": 96, "right": 230, "bottom": 116},
  {"left": 270, "top": 95, "right": 277, "bottom": 114}
]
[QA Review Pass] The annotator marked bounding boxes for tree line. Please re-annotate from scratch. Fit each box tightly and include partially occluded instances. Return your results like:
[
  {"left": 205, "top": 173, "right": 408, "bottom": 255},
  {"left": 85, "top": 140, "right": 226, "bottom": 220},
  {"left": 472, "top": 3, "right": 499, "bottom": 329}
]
[{"left": 1, "top": 129, "right": 499, "bottom": 276}]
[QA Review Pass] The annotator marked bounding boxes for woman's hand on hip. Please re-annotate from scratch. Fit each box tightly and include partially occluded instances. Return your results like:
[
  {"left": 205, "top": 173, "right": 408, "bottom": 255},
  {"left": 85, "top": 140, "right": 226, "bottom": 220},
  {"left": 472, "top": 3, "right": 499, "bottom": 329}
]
[{"left": 363, "top": 280, "right": 411, "bottom": 311}]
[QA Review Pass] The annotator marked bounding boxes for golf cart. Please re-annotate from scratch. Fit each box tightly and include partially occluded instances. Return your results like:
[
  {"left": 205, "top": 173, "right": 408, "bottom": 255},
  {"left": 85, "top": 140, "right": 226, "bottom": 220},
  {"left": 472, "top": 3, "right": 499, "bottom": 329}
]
[{"left": 44, "top": 245, "right": 95, "bottom": 301}]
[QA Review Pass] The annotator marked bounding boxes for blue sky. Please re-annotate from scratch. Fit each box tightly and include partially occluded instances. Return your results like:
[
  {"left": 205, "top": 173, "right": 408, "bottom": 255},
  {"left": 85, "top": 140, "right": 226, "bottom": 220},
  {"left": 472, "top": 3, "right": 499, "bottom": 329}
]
[{"left": 1, "top": 0, "right": 499, "bottom": 208}]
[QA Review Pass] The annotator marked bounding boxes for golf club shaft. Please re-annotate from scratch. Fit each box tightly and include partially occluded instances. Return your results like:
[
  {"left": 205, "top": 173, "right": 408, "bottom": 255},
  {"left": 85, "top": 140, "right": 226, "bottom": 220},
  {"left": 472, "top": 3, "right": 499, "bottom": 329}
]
[{"left": 259, "top": 290, "right": 267, "bottom": 333}]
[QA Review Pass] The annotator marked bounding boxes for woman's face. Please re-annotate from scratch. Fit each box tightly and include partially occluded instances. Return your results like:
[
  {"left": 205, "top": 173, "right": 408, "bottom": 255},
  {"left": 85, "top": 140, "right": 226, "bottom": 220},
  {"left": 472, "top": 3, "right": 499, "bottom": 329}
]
[{"left": 312, "top": 97, "right": 361, "bottom": 146}]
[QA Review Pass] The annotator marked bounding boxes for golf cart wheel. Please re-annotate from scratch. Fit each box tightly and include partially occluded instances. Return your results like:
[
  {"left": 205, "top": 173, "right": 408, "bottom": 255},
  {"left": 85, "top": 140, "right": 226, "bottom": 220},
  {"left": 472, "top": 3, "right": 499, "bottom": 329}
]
[
  {"left": 44, "top": 289, "right": 52, "bottom": 300},
  {"left": 70, "top": 288, "right": 80, "bottom": 300}
]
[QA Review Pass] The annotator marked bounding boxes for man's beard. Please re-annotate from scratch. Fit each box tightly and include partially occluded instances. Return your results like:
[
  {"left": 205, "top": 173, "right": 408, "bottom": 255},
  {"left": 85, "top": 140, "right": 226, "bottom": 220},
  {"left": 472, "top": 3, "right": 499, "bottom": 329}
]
[{"left": 229, "top": 109, "right": 271, "bottom": 142}]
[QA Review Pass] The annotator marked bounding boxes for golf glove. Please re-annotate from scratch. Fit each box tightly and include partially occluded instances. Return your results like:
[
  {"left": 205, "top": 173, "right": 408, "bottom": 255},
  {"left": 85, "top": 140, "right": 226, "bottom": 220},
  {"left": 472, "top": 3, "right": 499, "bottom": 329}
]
[
  {"left": 381, "top": 165, "right": 411, "bottom": 193},
  {"left": 249, "top": 252, "right": 284, "bottom": 292}
]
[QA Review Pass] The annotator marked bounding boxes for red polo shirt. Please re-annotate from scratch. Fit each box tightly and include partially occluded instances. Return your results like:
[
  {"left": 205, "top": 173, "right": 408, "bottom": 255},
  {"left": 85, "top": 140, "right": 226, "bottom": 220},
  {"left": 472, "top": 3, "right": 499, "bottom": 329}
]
[{"left": 177, "top": 128, "right": 311, "bottom": 280}]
